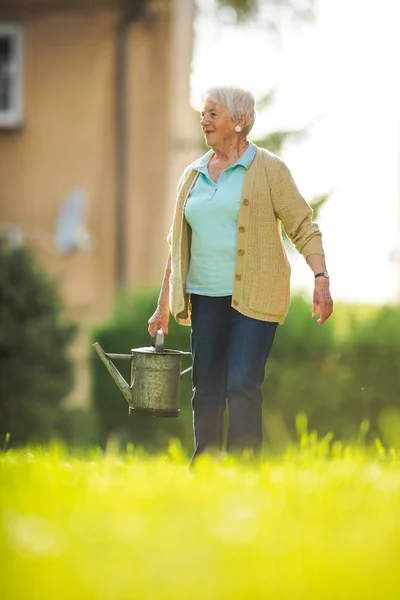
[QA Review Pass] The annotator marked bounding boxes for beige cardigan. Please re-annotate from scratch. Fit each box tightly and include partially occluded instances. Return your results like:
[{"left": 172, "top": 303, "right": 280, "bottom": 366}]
[{"left": 168, "top": 146, "right": 325, "bottom": 325}]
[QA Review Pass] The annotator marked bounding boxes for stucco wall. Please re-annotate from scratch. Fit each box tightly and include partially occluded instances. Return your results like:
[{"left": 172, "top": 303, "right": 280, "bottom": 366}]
[
  {"left": 0, "top": 2, "right": 197, "bottom": 325},
  {"left": 126, "top": 0, "right": 198, "bottom": 289},
  {"left": 0, "top": 12, "right": 117, "bottom": 322}
]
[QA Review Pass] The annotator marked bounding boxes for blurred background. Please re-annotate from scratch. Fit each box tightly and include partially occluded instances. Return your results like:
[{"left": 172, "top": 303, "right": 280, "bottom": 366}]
[{"left": 0, "top": 0, "right": 399, "bottom": 452}]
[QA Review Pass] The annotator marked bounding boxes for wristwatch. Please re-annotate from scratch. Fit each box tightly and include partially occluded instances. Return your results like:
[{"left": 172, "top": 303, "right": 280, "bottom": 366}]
[{"left": 315, "top": 272, "right": 329, "bottom": 279}]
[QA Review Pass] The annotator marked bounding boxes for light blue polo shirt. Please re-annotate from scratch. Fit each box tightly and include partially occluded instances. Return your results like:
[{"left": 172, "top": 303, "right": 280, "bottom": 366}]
[{"left": 185, "top": 140, "right": 256, "bottom": 296}]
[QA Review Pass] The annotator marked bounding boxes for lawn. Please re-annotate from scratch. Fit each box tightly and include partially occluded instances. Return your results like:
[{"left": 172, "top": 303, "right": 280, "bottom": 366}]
[{"left": 1, "top": 437, "right": 399, "bottom": 599}]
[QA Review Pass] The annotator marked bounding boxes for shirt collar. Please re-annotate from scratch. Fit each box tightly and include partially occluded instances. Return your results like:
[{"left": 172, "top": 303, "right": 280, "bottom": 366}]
[
  {"left": 194, "top": 149, "right": 213, "bottom": 173},
  {"left": 193, "top": 140, "right": 257, "bottom": 174},
  {"left": 236, "top": 140, "right": 256, "bottom": 168}
]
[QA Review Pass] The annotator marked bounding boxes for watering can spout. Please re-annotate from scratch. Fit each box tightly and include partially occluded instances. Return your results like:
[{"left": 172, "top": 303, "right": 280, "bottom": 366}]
[{"left": 92, "top": 342, "right": 133, "bottom": 406}]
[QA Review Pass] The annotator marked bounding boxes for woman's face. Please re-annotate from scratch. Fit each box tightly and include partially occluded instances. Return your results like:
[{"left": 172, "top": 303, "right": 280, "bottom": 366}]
[{"left": 200, "top": 96, "right": 237, "bottom": 149}]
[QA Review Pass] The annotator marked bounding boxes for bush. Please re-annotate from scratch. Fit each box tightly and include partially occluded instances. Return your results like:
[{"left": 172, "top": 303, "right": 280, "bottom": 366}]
[
  {"left": 91, "top": 289, "right": 400, "bottom": 453},
  {"left": 0, "top": 247, "right": 77, "bottom": 445},
  {"left": 265, "top": 296, "right": 400, "bottom": 445}
]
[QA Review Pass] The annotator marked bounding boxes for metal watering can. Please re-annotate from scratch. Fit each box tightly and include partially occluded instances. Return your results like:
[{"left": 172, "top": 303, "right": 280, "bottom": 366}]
[{"left": 92, "top": 330, "right": 192, "bottom": 417}]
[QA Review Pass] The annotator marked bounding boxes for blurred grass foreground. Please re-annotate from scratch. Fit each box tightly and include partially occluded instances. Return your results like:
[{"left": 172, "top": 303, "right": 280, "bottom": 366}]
[{"left": 1, "top": 437, "right": 400, "bottom": 600}]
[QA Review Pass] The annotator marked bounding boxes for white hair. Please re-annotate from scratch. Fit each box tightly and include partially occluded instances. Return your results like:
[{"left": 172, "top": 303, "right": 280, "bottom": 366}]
[{"left": 201, "top": 85, "right": 256, "bottom": 135}]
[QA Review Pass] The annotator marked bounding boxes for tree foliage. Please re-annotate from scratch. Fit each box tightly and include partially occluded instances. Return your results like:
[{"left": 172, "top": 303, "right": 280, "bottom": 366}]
[
  {"left": 215, "top": 0, "right": 315, "bottom": 24},
  {"left": 0, "top": 247, "right": 77, "bottom": 446}
]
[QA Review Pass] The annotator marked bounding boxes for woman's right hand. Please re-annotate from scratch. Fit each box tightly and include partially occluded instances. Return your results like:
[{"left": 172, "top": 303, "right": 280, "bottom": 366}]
[{"left": 148, "top": 305, "right": 170, "bottom": 338}]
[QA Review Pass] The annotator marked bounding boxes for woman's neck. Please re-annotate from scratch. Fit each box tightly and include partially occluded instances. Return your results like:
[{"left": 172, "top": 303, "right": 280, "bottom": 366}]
[{"left": 211, "top": 138, "right": 249, "bottom": 163}]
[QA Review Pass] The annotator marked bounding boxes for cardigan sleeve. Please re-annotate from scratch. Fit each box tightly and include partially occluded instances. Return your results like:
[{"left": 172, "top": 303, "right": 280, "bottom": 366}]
[{"left": 268, "top": 156, "right": 325, "bottom": 258}]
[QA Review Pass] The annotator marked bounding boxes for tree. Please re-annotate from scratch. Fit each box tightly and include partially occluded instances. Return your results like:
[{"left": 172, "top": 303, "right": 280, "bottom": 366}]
[
  {"left": 0, "top": 247, "right": 77, "bottom": 446},
  {"left": 215, "top": 0, "right": 315, "bottom": 24}
]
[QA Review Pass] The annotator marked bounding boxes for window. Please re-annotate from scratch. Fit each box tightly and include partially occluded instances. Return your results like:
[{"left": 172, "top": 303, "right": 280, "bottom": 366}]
[{"left": 0, "top": 24, "right": 23, "bottom": 128}]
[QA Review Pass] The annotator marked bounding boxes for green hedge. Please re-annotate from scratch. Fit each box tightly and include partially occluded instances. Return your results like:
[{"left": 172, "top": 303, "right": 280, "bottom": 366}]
[
  {"left": 0, "top": 248, "right": 77, "bottom": 446},
  {"left": 90, "top": 290, "right": 400, "bottom": 454},
  {"left": 265, "top": 296, "right": 400, "bottom": 447}
]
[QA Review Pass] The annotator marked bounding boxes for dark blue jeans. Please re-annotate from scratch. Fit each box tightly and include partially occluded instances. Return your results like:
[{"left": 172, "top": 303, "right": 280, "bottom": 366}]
[{"left": 190, "top": 294, "right": 278, "bottom": 461}]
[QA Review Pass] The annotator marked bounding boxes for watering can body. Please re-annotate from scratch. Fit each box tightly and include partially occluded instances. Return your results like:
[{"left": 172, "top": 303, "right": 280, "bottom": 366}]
[{"left": 92, "top": 331, "right": 192, "bottom": 418}]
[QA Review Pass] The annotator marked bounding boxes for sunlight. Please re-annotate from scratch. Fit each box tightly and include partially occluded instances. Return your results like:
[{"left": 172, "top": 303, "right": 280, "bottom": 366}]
[{"left": 191, "top": 0, "right": 400, "bottom": 304}]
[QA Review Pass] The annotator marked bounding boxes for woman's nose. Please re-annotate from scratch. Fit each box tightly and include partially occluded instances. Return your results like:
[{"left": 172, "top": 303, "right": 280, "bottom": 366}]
[{"left": 200, "top": 114, "right": 209, "bottom": 126}]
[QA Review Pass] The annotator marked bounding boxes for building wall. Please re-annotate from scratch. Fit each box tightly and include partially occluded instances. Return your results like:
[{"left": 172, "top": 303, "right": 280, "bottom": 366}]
[
  {"left": 127, "top": 11, "right": 173, "bottom": 287},
  {"left": 0, "top": 1, "right": 197, "bottom": 409},
  {"left": 0, "top": 1, "right": 198, "bottom": 325},
  {"left": 0, "top": 11, "right": 117, "bottom": 322},
  {"left": 166, "top": 0, "right": 200, "bottom": 227},
  {"left": 126, "top": 0, "right": 198, "bottom": 289}
]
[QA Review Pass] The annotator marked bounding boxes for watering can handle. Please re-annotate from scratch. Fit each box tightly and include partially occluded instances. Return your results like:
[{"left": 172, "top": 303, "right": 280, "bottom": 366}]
[
  {"left": 180, "top": 350, "right": 193, "bottom": 378},
  {"left": 180, "top": 365, "right": 192, "bottom": 377},
  {"left": 152, "top": 329, "right": 165, "bottom": 353},
  {"left": 151, "top": 329, "right": 192, "bottom": 376}
]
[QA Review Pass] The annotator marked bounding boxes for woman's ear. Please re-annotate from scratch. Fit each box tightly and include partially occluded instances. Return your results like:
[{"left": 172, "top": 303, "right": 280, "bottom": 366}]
[{"left": 237, "top": 114, "right": 247, "bottom": 132}]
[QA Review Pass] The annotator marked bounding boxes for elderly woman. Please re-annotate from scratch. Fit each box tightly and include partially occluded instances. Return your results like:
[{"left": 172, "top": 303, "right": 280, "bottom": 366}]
[{"left": 148, "top": 85, "right": 333, "bottom": 461}]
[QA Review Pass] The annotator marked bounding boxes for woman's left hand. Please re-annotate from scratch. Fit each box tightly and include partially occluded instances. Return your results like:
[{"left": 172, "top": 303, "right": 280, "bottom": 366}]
[{"left": 312, "top": 279, "right": 333, "bottom": 325}]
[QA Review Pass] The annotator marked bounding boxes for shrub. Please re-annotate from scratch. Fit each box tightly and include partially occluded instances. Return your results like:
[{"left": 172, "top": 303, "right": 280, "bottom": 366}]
[
  {"left": 91, "top": 289, "right": 400, "bottom": 453},
  {"left": 0, "top": 247, "right": 77, "bottom": 445},
  {"left": 265, "top": 296, "right": 400, "bottom": 444}
]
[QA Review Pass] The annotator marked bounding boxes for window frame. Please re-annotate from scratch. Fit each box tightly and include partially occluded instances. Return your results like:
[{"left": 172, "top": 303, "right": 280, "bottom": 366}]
[{"left": 0, "top": 22, "right": 24, "bottom": 129}]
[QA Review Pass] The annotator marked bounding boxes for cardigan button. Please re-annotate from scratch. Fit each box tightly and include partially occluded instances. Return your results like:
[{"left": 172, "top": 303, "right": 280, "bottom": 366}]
[
  {"left": 235, "top": 274, "right": 242, "bottom": 281},
  {"left": 238, "top": 249, "right": 245, "bottom": 256},
  {"left": 238, "top": 226, "right": 245, "bottom": 233},
  {"left": 233, "top": 299, "right": 238, "bottom": 306},
  {"left": 243, "top": 199, "right": 249, "bottom": 206}
]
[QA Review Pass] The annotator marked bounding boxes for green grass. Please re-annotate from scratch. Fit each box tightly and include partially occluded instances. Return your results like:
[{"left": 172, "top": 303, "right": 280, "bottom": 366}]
[{"left": 1, "top": 438, "right": 400, "bottom": 599}]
